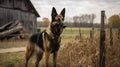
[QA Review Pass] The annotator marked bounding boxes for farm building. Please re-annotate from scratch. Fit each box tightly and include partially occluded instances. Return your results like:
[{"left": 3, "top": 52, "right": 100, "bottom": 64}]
[{"left": 0, "top": 0, "right": 40, "bottom": 35}]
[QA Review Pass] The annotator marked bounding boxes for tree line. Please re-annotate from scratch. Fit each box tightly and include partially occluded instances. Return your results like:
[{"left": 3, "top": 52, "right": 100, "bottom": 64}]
[
  {"left": 37, "top": 21, "right": 101, "bottom": 28},
  {"left": 108, "top": 14, "right": 120, "bottom": 28},
  {"left": 37, "top": 13, "right": 120, "bottom": 28}
]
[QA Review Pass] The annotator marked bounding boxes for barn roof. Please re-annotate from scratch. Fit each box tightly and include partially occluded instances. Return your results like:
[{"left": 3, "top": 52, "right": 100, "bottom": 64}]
[{"left": 27, "top": 0, "right": 40, "bottom": 17}]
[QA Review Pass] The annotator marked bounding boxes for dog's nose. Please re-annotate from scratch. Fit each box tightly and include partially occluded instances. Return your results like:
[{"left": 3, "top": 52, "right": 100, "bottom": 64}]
[
  {"left": 62, "top": 25, "right": 66, "bottom": 28},
  {"left": 58, "top": 25, "right": 62, "bottom": 29},
  {"left": 58, "top": 19, "right": 61, "bottom": 22}
]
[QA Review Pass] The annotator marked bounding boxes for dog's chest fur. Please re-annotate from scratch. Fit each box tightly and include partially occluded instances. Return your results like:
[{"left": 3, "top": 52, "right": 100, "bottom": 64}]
[{"left": 30, "top": 31, "right": 61, "bottom": 53}]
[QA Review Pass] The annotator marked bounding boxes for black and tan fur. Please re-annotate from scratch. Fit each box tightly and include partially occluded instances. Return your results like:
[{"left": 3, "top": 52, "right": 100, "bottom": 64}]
[{"left": 25, "top": 7, "right": 66, "bottom": 67}]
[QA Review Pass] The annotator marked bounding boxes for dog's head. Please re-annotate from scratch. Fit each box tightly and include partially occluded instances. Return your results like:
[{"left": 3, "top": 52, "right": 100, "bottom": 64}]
[{"left": 50, "top": 7, "right": 66, "bottom": 36}]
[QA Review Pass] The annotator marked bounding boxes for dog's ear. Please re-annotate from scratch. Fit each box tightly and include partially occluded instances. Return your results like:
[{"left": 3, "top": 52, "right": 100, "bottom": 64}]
[
  {"left": 51, "top": 7, "right": 58, "bottom": 22},
  {"left": 60, "top": 8, "right": 65, "bottom": 21}
]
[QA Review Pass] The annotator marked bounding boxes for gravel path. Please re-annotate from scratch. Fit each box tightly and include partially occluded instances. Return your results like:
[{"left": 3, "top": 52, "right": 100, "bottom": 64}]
[
  {"left": 0, "top": 44, "right": 65, "bottom": 53},
  {"left": 0, "top": 47, "right": 25, "bottom": 53}
]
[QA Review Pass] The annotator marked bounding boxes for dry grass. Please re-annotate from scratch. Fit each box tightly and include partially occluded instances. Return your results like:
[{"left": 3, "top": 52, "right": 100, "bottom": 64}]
[
  {"left": 58, "top": 38, "right": 99, "bottom": 67},
  {"left": 0, "top": 39, "right": 71, "bottom": 49},
  {"left": 0, "top": 28, "right": 120, "bottom": 67},
  {"left": 0, "top": 38, "right": 120, "bottom": 67},
  {"left": 57, "top": 31, "right": 120, "bottom": 67},
  {"left": 0, "top": 39, "right": 27, "bottom": 48}
]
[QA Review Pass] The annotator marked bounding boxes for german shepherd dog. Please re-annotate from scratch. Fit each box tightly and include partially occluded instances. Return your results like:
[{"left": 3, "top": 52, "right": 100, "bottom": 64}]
[{"left": 25, "top": 7, "right": 66, "bottom": 67}]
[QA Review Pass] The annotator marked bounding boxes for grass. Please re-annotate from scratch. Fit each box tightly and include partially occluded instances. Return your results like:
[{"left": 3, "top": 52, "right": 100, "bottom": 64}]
[
  {"left": 0, "top": 27, "right": 120, "bottom": 67},
  {"left": 0, "top": 27, "right": 99, "bottom": 48},
  {"left": 0, "top": 27, "right": 119, "bottom": 67},
  {"left": 0, "top": 51, "right": 55, "bottom": 67},
  {"left": 0, "top": 39, "right": 71, "bottom": 49},
  {"left": 39, "top": 27, "right": 99, "bottom": 39},
  {"left": 1, "top": 37, "right": 120, "bottom": 67},
  {"left": 58, "top": 35, "right": 120, "bottom": 67},
  {"left": 0, "top": 40, "right": 27, "bottom": 49},
  {"left": 0, "top": 52, "right": 25, "bottom": 67}
]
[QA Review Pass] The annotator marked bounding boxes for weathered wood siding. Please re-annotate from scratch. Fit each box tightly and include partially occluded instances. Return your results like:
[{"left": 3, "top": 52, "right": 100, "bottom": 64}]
[
  {"left": 0, "top": 0, "right": 38, "bottom": 33},
  {"left": 0, "top": 0, "right": 28, "bottom": 11}
]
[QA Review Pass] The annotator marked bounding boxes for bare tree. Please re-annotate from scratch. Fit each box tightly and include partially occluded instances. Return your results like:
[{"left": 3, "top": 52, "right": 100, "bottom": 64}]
[
  {"left": 90, "top": 14, "right": 96, "bottom": 27},
  {"left": 73, "top": 14, "right": 96, "bottom": 27},
  {"left": 73, "top": 16, "right": 79, "bottom": 27}
]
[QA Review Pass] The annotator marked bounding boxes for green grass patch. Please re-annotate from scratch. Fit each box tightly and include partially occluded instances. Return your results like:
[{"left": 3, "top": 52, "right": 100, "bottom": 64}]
[
  {"left": 38, "top": 27, "right": 99, "bottom": 39},
  {"left": 0, "top": 52, "right": 55, "bottom": 67}
]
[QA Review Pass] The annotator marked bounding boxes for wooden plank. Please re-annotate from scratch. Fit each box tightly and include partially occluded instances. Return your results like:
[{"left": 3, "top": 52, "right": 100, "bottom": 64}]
[
  {"left": 0, "top": 20, "right": 23, "bottom": 39},
  {"left": 0, "top": 1, "right": 37, "bottom": 33}
]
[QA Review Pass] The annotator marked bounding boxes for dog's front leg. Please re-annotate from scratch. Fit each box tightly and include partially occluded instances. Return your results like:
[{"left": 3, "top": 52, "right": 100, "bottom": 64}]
[
  {"left": 53, "top": 51, "right": 57, "bottom": 67},
  {"left": 45, "top": 51, "right": 50, "bottom": 67}
]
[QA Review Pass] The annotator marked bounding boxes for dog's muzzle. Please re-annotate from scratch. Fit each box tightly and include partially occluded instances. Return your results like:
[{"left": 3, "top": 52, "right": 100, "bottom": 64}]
[{"left": 57, "top": 23, "right": 66, "bottom": 29}]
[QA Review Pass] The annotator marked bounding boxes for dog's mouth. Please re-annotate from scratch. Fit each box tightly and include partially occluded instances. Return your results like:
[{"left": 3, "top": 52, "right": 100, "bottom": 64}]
[{"left": 52, "top": 27, "right": 62, "bottom": 36}]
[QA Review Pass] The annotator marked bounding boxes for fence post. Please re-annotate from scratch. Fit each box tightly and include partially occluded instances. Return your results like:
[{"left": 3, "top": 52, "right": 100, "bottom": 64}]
[
  {"left": 92, "top": 27, "right": 94, "bottom": 38},
  {"left": 110, "top": 27, "right": 113, "bottom": 46},
  {"left": 90, "top": 30, "right": 93, "bottom": 43},
  {"left": 90, "top": 22, "right": 94, "bottom": 43},
  {"left": 118, "top": 28, "right": 120, "bottom": 39},
  {"left": 99, "top": 10, "right": 106, "bottom": 67},
  {"left": 79, "top": 28, "right": 82, "bottom": 41}
]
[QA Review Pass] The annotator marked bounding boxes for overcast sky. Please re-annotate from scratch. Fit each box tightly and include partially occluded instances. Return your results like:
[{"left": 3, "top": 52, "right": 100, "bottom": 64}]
[{"left": 31, "top": 0, "right": 120, "bottom": 23}]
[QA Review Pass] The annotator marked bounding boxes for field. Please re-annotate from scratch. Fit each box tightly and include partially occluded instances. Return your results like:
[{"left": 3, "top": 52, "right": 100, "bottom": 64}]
[
  {"left": 0, "top": 52, "right": 56, "bottom": 67},
  {"left": 0, "top": 27, "right": 120, "bottom": 67},
  {"left": 39, "top": 27, "right": 99, "bottom": 39}
]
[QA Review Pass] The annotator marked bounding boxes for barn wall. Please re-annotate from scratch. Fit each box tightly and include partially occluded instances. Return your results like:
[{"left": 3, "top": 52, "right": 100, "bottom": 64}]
[
  {"left": 0, "top": 0, "right": 38, "bottom": 34},
  {"left": 0, "top": 0, "right": 13, "bottom": 8},
  {"left": 0, "top": 7, "right": 37, "bottom": 33},
  {"left": 21, "top": 12, "right": 37, "bottom": 33},
  {"left": 0, "top": 0, "right": 29, "bottom": 11}
]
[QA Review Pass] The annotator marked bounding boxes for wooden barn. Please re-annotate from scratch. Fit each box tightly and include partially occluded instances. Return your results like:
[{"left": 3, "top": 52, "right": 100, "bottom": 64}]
[{"left": 0, "top": 0, "right": 40, "bottom": 35}]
